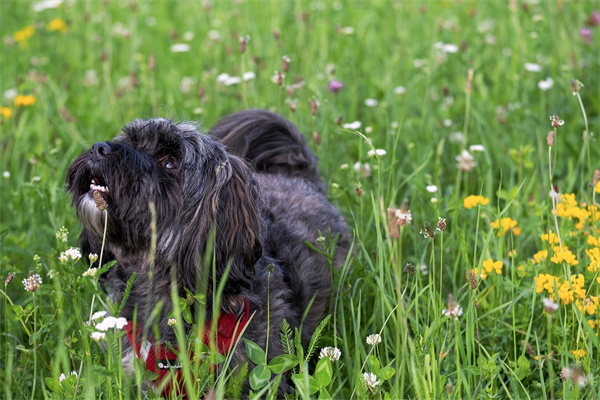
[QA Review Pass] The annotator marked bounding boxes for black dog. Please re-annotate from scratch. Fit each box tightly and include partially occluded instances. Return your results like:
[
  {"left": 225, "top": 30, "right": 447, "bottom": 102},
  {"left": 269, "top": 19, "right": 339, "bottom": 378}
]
[{"left": 66, "top": 109, "right": 350, "bottom": 395}]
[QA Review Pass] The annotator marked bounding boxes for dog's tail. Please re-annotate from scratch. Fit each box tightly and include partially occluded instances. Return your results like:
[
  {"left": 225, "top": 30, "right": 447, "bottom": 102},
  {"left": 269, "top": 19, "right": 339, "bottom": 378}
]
[{"left": 209, "top": 109, "right": 321, "bottom": 185}]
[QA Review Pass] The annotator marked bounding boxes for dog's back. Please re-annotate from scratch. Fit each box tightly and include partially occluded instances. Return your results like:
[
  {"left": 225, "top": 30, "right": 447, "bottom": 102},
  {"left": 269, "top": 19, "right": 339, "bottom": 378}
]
[
  {"left": 209, "top": 110, "right": 350, "bottom": 339},
  {"left": 208, "top": 109, "right": 323, "bottom": 189}
]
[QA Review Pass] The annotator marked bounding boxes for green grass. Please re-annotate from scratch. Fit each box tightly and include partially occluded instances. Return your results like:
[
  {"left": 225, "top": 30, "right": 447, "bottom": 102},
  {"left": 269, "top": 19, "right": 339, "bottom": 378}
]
[{"left": 1, "top": 0, "right": 599, "bottom": 399}]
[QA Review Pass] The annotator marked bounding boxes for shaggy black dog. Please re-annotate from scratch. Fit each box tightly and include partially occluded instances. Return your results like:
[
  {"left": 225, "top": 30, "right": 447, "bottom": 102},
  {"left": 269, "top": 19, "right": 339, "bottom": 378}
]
[{"left": 66, "top": 109, "right": 350, "bottom": 394}]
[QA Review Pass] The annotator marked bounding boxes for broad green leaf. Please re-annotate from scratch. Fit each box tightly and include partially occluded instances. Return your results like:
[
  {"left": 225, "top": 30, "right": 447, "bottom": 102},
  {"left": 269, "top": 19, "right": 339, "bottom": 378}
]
[
  {"left": 267, "top": 354, "right": 298, "bottom": 374},
  {"left": 45, "top": 377, "right": 64, "bottom": 394},
  {"left": 314, "top": 357, "right": 333, "bottom": 388},
  {"left": 515, "top": 355, "right": 531, "bottom": 380},
  {"left": 318, "top": 387, "right": 332, "bottom": 400},
  {"left": 249, "top": 364, "right": 271, "bottom": 390},
  {"left": 367, "top": 355, "right": 381, "bottom": 375},
  {"left": 292, "top": 374, "right": 319, "bottom": 395},
  {"left": 244, "top": 339, "right": 266, "bottom": 366}
]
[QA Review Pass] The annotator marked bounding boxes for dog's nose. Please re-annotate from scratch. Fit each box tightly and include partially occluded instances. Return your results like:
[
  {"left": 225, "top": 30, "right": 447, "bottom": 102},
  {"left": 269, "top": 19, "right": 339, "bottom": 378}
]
[{"left": 92, "top": 142, "right": 113, "bottom": 160}]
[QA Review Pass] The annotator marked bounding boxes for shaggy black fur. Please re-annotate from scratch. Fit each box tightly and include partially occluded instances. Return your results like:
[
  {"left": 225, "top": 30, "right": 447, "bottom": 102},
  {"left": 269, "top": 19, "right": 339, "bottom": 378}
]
[{"left": 65, "top": 109, "right": 350, "bottom": 386}]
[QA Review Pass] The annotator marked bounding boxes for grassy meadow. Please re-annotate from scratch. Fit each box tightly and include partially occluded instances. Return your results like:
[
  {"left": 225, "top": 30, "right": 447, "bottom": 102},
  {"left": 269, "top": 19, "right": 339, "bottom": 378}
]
[{"left": 1, "top": 0, "right": 600, "bottom": 398}]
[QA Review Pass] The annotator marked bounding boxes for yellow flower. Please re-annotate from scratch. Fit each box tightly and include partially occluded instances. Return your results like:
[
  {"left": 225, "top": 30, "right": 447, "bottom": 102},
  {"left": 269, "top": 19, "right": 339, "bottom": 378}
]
[
  {"left": 482, "top": 258, "right": 503, "bottom": 275},
  {"left": 14, "top": 95, "right": 36, "bottom": 107},
  {"left": 586, "top": 247, "right": 600, "bottom": 272},
  {"left": 0, "top": 107, "right": 12, "bottom": 119},
  {"left": 570, "top": 349, "right": 588, "bottom": 359},
  {"left": 14, "top": 26, "right": 35, "bottom": 43},
  {"left": 463, "top": 195, "right": 489, "bottom": 209},
  {"left": 533, "top": 250, "right": 548, "bottom": 263},
  {"left": 473, "top": 267, "right": 487, "bottom": 280},
  {"left": 517, "top": 265, "right": 526, "bottom": 277},
  {"left": 47, "top": 18, "right": 68, "bottom": 33},
  {"left": 589, "top": 319, "right": 600, "bottom": 330},
  {"left": 588, "top": 236, "right": 599, "bottom": 247},
  {"left": 491, "top": 217, "right": 521, "bottom": 236},
  {"left": 596, "top": 181, "right": 600, "bottom": 194},
  {"left": 551, "top": 246, "right": 578, "bottom": 266},
  {"left": 541, "top": 232, "right": 560, "bottom": 245}
]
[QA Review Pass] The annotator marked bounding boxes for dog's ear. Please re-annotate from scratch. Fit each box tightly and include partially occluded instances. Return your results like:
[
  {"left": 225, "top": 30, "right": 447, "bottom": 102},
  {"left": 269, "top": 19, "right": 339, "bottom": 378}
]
[{"left": 178, "top": 150, "right": 262, "bottom": 305}]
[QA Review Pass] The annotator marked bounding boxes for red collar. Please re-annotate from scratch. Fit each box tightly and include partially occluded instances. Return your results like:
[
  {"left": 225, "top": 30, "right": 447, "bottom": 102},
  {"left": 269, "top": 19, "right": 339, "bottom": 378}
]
[{"left": 125, "top": 299, "right": 250, "bottom": 397}]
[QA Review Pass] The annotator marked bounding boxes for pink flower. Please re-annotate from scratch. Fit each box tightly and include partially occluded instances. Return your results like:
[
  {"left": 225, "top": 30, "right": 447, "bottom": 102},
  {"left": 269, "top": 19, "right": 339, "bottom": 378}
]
[
  {"left": 579, "top": 28, "right": 593, "bottom": 44},
  {"left": 328, "top": 80, "right": 344, "bottom": 93}
]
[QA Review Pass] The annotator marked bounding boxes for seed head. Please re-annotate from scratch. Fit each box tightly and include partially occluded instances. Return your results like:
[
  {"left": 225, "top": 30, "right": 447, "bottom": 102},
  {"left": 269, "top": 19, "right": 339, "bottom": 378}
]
[
  {"left": 549, "top": 115, "right": 564, "bottom": 128},
  {"left": 420, "top": 222, "right": 435, "bottom": 239},
  {"left": 93, "top": 190, "right": 107, "bottom": 210},
  {"left": 570, "top": 79, "right": 583, "bottom": 94},
  {"left": 466, "top": 269, "right": 478, "bottom": 289},
  {"left": 403, "top": 262, "right": 415, "bottom": 274},
  {"left": 593, "top": 169, "right": 600, "bottom": 187},
  {"left": 546, "top": 130, "right": 554, "bottom": 146},
  {"left": 4, "top": 272, "right": 15, "bottom": 286},
  {"left": 437, "top": 217, "right": 447, "bottom": 232},
  {"left": 388, "top": 207, "right": 399, "bottom": 239},
  {"left": 282, "top": 55, "right": 291, "bottom": 72}
]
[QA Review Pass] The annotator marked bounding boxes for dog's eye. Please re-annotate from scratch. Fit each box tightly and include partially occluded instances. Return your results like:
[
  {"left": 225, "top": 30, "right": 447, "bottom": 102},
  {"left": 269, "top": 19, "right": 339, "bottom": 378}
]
[{"left": 159, "top": 156, "right": 177, "bottom": 170}]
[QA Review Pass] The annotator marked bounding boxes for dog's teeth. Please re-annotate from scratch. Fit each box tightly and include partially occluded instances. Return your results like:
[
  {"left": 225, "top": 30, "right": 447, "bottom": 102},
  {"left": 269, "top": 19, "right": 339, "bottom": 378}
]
[
  {"left": 89, "top": 183, "right": 109, "bottom": 193},
  {"left": 91, "top": 179, "right": 96, "bottom": 185}
]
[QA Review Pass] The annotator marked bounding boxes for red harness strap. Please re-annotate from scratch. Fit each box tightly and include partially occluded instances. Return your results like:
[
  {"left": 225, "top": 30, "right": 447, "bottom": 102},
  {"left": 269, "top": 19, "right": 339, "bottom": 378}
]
[{"left": 125, "top": 299, "right": 250, "bottom": 397}]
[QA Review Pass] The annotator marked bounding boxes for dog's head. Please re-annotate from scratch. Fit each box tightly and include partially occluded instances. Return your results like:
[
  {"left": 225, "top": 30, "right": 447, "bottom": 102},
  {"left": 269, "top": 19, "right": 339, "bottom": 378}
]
[{"left": 66, "top": 118, "right": 262, "bottom": 308}]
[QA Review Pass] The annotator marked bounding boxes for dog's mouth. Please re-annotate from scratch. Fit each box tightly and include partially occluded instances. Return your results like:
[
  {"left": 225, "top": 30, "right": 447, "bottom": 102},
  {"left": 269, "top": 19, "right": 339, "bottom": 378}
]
[{"left": 90, "top": 177, "right": 110, "bottom": 195}]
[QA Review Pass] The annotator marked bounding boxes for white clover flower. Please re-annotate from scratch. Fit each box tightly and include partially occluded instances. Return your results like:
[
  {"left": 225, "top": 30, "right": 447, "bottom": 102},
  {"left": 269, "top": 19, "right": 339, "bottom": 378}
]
[
  {"left": 393, "top": 86, "right": 406, "bottom": 95},
  {"left": 340, "top": 163, "right": 349, "bottom": 170},
  {"left": 83, "top": 69, "right": 100, "bottom": 86},
  {"left": 538, "top": 77, "right": 554, "bottom": 91},
  {"left": 524, "top": 62, "right": 542, "bottom": 72},
  {"left": 170, "top": 43, "right": 190, "bottom": 53},
  {"left": 543, "top": 297, "right": 559, "bottom": 313},
  {"left": 426, "top": 185, "right": 438, "bottom": 193},
  {"left": 23, "top": 273, "right": 42, "bottom": 292},
  {"left": 32, "top": 0, "right": 63, "bottom": 12},
  {"left": 58, "top": 370, "right": 77, "bottom": 382},
  {"left": 353, "top": 161, "right": 371, "bottom": 178},
  {"left": 366, "top": 334, "right": 382, "bottom": 346},
  {"left": 90, "top": 331, "right": 106, "bottom": 341},
  {"left": 242, "top": 71, "right": 256, "bottom": 81},
  {"left": 469, "top": 144, "right": 486, "bottom": 152},
  {"left": 82, "top": 268, "right": 98, "bottom": 277},
  {"left": 340, "top": 26, "right": 354, "bottom": 35},
  {"left": 364, "top": 98, "right": 378, "bottom": 107},
  {"left": 2, "top": 171, "right": 10, "bottom": 178},
  {"left": 456, "top": 150, "right": 477, "bottom": 171},
  {"left": 217, "top": 73, "right": 231, "bottom": 83},
  {"left": 319, "top": 347, "right": 341, "bottom": 361},
  {"left": 367, "top": 149, "right": 387, "bottom": 157},
  {"left": 443, "top": 119, "right": 452, "bottom": 127},
  {"left": 363, "top": 372, "right": 380, "bottom": 389}
]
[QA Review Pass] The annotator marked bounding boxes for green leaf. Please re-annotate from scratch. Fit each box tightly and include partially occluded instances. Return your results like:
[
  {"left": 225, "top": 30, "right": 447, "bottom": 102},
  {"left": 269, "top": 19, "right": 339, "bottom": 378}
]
[
  {"left": 367, "top": 355, "right": 381, "bottom": 375},
  {"left": 380, "top": 365, "right": 396, "bottom": 381},
  {"left": 249, "top": 365, "right": 271, "bottom": 390},
  {"left": 514, "top": 355, "right": 531, "bottom": 380},
  {"left": 45, "top": 377, "right": 64, "bottom": 394},
  {"left": 318, "top": 387, "right": 332, "bottom": 400},
  {"left": 267, "top": 354, "right": 298, "bottom": 374},
  {"left": 292, "top": 374, "right": 319, "bottom": 395},
  {"left": 314, "top": 357, "right": 333, "bottom": 388},
  {"left": 244, "top": 339, "right": 266, "bottom": 366}
]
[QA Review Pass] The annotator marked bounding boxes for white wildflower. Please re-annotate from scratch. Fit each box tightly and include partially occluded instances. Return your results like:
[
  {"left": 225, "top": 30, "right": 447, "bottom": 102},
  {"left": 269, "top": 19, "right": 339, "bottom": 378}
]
[
  {"left": 367, "top": 149, "right": 387, "bottom": 157},
  {"left": 524, "top": 62, "right": 542, "bottom": 72},
  {"left": 170, "top": 43, "right": 190, "bottom": 53},
  {"left": 242, "top": 71, "right": 256, "bottom": 81},
  {"left": 59, "top": 247, "right": 82, "bottom": 262},
  {"left": 23, "top": 273, "right": 42, "bottom": 292},
  {"left": 364, "top": 98, "right": 378, "bottom": 107},
  {"left": 366, "top": 334, "right": 382, "bottom": 346},
  {"left": 59, "top": 370, "right": 77, "bottom": 382},
  {"left": 91, "top": 311, "right": 107, "bottom": 321},
  {"left": 353, "top": 161, "right": 371, "bottom": 178},
  {"left": 90, "top": 331, "right": 106, "bottom": 341},
  {"left": 168, "top": 318, "right": 177, "bottom": 326},
  {"left": 363, "top": 372, "right": 380, "bottom": 390},
  {"left": 2, "top": 171, "right": 10, "bottom": 178},
  {"left": 95, "top": 316, "right": 128, "bottom": 331},
  {"left": 393, "top": 86, "right": 406, "bottom": 95},
  {"left": 319, "top": 347, "right": 341, "bottom": 361},
  {"left": 456, "top": 150, "right": 477, "bottom": 171},
  {"left": 82, "top": 268, "right": 98, "bottom": 277},
  {"left": 342, "top": 121, "right": 361, "bottom": 130},
  {"left": 426, "top": 185, "right": 438, "bottom": 193},
  {"left": 469, "top": 144, "right": 485, "bottom": 152},
  {"left": 538, "top": 77, "right": 554, "bottom": 91}
]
